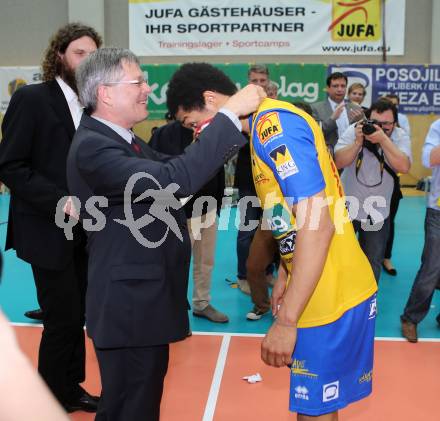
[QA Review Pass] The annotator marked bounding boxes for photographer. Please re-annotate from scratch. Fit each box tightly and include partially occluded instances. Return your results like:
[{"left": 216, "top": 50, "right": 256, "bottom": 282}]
[{"left": 334, "top": 100, "right": 411, "bottom": 282}]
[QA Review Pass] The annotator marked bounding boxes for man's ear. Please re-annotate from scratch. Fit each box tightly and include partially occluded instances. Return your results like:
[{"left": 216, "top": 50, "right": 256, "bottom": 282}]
[
  {"left": 202, "top": 90, "right": 217, "bottom": 107},
  {"left": 97, "top": 85, "right": 112, "bottom": 107}
]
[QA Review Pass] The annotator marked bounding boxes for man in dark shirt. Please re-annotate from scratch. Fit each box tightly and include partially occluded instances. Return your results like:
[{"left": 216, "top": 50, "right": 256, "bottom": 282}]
[{"left": 149, "top": 119, "right": 228, "bottom": 322}]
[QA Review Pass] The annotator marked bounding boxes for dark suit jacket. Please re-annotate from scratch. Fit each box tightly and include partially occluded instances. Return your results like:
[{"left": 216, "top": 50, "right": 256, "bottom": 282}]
[
  {"left": 0, "top": 80, "right": 80, "bottom": 270},
  {"left": 234, "top": 139, "right": 256, "bottom": 194},
  {"left": 149, "top": 121, "right": 225, "bottom": 218},
  {"left": 67, "top": 113, "right": 245, "bottom": 348},
  {"left": 312, "top": 99, "right": 364, "bottom": 150}
]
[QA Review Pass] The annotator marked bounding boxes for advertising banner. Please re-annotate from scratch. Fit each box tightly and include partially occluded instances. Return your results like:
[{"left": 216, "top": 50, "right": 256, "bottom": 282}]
[
  {"left": 0, "top": 67, "right": 41, "bottom": 114},
  {"left": 329, "top": 64, "right": 440, "bottom": 114},
  {"left": 142, "top": 63, "right": 327, "bottom": 119},
  {"left": 2, "top": 63, "right": 438, "bottom": 121},
  {"left": 129, "top": 0, "right": 405, "bottom": 56}
]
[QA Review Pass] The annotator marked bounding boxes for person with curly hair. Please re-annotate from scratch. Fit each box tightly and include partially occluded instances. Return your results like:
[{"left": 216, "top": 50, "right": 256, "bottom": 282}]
[{"left": 0, "top": 23, "right": 102, "bottom": 413}]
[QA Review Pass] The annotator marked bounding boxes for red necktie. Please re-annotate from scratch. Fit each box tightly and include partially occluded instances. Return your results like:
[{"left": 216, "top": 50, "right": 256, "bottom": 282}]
[{"left": 132, "top": 140, "right": 141, "bottom": 155}]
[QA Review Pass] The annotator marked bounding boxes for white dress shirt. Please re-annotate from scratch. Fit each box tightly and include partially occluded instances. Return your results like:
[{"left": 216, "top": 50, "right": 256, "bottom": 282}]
[
  {"left": 328, "top": 97, "right": 349, "bottom": 136},
  {"left": 56, "top": 76, "right": 83, "bottom": 129}
]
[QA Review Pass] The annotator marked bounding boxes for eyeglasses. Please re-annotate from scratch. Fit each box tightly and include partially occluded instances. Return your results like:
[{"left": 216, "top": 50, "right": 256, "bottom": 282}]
[
  {"left": 377, "top": 121, "right": 395, "bottom": 127},
  {"left": 104, "top": 78, "right": 148, "bottom": 87}
]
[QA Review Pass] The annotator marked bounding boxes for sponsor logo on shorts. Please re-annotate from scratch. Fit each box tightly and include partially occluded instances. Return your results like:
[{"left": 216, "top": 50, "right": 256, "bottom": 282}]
[
  {"left": 369, "top": 297, "right": 377, "bottom": 320},
  {"left": 294, "top": 385, "right": 310, "bottom": 401},
  {"left": 278, "top": 231, "right": 296, "bottom": 256},
  {"left": 323, "top": 381, "right": 339, "bottom": 402},
  {"left": 256, "top": 111, "right": 283, "bottom": 144},
  {"left": 291, "top": 359, "right": 318, "bottom": 379},
  {"left": 269, "top": 144, "right": 299, "bottom": 180},
  {"left": 358, "top": 370, "right": 373, "bottom": 384}
]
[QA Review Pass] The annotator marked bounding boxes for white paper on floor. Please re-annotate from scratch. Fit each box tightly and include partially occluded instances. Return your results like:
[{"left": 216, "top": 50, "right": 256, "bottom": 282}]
[{"left": 242, "top": 373, "right": 262, "bottom": 384}]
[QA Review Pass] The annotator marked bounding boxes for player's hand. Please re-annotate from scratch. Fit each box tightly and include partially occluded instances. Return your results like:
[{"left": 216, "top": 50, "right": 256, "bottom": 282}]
[
  {"left": 223, "top": 84, "right": 266, "bottom": 117},
  {"left": 261, "top": 321, "right": 297, "bottom": 367}
]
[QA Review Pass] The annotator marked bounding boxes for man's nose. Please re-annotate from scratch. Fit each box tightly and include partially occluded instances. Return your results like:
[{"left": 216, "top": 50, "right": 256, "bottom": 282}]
[{"left": 143, "top": 83, "right": 152, "bottom": 94}]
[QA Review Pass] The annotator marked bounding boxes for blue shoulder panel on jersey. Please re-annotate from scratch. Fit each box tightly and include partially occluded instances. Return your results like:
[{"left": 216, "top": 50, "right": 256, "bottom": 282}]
[{"left": 253, "top": 109, "right": 325, "bottom": 203}]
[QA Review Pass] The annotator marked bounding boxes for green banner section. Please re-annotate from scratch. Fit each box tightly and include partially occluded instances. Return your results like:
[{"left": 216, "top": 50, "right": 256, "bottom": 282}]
[{"left": 141, "top": 63, "right": 327, "bottom": 120}]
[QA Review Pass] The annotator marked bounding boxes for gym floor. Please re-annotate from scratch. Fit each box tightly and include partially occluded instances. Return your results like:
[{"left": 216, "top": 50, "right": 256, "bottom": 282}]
[{"left": 2, "top": 194, "right": 439, "bottom": 420}]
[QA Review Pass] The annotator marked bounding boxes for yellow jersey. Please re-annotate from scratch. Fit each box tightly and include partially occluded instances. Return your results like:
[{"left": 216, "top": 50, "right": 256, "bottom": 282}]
[{"left": 250, "top": 98, "right": 377, "bottom": 328}]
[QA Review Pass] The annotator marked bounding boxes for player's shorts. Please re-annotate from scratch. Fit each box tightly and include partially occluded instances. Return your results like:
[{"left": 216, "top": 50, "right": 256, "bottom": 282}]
[{"left": 289, "top": 293, "right": 376, "bottom": 416}]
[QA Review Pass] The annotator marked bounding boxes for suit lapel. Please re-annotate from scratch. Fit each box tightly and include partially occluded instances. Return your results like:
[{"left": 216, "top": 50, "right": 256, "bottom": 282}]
[
  {"left": 325, "top": 99, "right": 334, "bottom": 116},
  {"left": 47, "top": 80, "right": 76, "bottom": 140},
  {"left": 80, "top": 114, "right": 149, "bottom": 158}
]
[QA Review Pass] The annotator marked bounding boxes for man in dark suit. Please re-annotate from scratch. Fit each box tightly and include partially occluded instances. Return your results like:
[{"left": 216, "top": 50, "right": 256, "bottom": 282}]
[
  {"left": 311, "top": 72, "right": 364, "bottom": 154},
  {"left": 0, "top": 23, "right": 102, "bottom": 412},
  {"left": 67, "top": 48, "right": 265, "bottom": 420}
]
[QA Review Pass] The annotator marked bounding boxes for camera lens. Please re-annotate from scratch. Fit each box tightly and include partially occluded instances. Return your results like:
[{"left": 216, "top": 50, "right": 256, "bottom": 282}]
[{"left": 361, "top": 120, "right": 377, "bottom": 135}]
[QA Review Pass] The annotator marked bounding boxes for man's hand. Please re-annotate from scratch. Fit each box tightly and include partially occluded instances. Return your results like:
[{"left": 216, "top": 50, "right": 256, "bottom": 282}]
[
  {"left": 354, "top": 122, "right": 364, "bottom": 146},
  {"left": 348, "top": 106, "right": 364, "bottom": 123},
  {"left": 271, "top": 263, "right": 288, "bottom": 316},
  {"left": 365, "top": 125, "right": 388, "bottom": 145},
  {"left": 223, "top": 84, "right": 267, "bottom": 117},
  {"left": 331, "top": 102, "right": 345, "bottom": 120},
  {"left": 261, "top": 321, "right": 297, "bottom": 367}
]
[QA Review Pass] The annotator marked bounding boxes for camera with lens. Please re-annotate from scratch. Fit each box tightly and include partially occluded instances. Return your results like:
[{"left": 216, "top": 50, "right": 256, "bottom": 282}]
[{"left": 361, "top": 119, "right": 382, "bottom": 135}]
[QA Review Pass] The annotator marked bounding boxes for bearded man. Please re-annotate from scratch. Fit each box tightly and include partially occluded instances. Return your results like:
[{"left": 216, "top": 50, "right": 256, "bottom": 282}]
[{"left": 0, "top": 23, "right": 102, "bottom": 413}]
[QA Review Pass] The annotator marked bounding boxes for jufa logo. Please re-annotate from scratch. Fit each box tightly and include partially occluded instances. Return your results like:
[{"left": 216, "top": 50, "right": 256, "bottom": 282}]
[
  {"left": 328, "top": 0, "right": 381, "bottom": 41},
  {"left": 256, "top": 111, "right": 283, "bottom": 144}
]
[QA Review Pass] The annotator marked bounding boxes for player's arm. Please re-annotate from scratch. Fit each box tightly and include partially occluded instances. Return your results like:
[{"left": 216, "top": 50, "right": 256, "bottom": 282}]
[
  {"left": 255, "top": 110, "right": 333, "bottom": 367},
  {"left": 261, "top": 190, "right": 334, "bottom": 367}
]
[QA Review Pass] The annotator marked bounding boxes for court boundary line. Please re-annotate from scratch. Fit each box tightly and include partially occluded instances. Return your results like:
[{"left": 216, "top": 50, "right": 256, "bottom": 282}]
[
  {"left": 202, "top": 334, "right": 231, "bottom": 421},
  {"left": 11, "top": 324, "right": 440, "bottom": 342}
]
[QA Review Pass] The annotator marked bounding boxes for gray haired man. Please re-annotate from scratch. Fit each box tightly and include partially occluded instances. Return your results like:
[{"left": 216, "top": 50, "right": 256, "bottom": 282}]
[{"left": 67, "top": 47, "right": 265, "bottom": 421}]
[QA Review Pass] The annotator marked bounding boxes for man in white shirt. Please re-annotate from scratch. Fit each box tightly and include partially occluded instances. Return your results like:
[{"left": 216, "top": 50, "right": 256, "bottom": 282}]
[
  {"left": 0, "top": 23, "right": 101, "bottom": 412},
  {"left": 334, "top": 100, "right": 411, "bottom": 282},
  {"left": 401, "top": 118, "right": 440, "bottom": 342}
]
